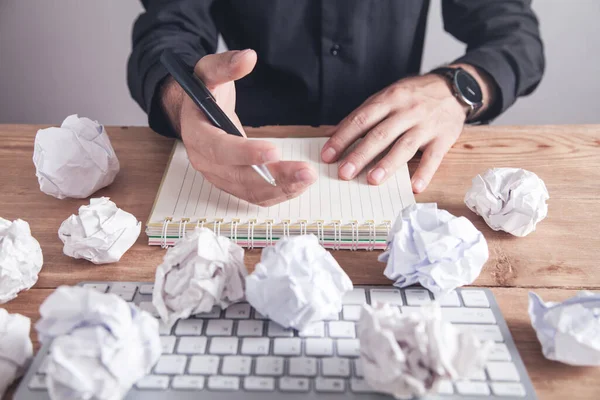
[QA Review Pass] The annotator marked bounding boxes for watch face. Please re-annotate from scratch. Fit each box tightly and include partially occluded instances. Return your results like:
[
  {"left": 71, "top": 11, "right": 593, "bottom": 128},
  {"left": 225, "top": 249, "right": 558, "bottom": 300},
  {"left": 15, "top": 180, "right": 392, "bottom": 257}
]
[{"left": 454, "top": 69, "right": 483, "bottom": 105}]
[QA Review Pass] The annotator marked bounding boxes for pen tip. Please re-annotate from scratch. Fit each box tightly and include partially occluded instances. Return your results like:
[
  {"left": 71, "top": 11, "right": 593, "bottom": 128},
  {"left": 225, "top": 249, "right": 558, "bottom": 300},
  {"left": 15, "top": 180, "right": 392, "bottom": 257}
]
[{"left": 269, "top": 179, "right": 277, "bottom": 187}]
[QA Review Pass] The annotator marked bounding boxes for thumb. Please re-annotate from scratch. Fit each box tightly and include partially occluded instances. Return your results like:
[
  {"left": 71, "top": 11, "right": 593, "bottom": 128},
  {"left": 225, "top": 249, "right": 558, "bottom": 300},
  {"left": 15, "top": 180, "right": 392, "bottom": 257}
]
[{"left": 194, "top": 49, "right": 257, "bottom": 88}]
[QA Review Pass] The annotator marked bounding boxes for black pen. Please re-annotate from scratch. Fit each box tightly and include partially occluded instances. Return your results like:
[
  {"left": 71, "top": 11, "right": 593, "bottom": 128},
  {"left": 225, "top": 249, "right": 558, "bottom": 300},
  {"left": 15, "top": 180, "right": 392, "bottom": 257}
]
[{"left": 160, "top": 49, "right": 276, "bottom": 186}]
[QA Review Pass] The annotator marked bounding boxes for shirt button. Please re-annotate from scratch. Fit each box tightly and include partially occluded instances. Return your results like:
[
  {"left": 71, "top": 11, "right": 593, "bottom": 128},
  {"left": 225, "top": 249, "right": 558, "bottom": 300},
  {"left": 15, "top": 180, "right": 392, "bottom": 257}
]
[{"left": 330, "top": 44, "right": 340, "bottom": 56}]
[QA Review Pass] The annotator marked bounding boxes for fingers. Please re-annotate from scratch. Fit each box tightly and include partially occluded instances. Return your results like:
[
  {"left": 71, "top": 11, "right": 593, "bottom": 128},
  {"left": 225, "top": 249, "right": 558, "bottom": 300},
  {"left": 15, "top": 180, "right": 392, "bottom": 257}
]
[
  {"left": 411, "top": 137, "right": 453, "bottom": 193},
  {"left": 187, "top": 122, "right": 280, "bottom": 166},
  {"left": 335, "top": 111, "right": 421, "bottom": 180},
  {"left": 365, "top": 127, "right": 424, "bottom": 185},
  {"left": 194, "top": 49, "right": 257, "bottom": 88},
  {"left": 321, "top": 102, "right": 389, "bottom": 163}
]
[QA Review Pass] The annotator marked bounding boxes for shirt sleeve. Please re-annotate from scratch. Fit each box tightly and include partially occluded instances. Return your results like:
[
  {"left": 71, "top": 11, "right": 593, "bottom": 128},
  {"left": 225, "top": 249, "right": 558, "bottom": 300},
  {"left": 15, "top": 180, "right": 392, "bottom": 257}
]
[
  {"left": 127, "top": 0, "right": 219, "bottom": 137},
  {"left": 441, "top": 0, "right": 545, "bottom": 121}
]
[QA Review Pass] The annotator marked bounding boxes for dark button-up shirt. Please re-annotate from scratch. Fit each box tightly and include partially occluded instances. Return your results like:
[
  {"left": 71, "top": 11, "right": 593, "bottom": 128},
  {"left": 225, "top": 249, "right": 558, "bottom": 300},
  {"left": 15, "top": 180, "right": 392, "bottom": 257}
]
[{"left": 128, "top": 0, "right": 544, "bottom": 137}]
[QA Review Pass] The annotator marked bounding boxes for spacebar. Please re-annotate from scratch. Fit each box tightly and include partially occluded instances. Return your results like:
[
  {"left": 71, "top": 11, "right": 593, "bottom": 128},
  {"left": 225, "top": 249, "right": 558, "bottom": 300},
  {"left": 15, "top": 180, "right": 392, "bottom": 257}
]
[{"left": 442, "top": 308, "right": 496, "bottom": 324}]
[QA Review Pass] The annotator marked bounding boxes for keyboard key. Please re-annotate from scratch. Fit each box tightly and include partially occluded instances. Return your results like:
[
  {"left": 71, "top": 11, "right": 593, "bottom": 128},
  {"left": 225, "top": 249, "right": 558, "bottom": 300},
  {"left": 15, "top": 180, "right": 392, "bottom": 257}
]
[
  {"left": 342, "top": 305, "right": 362, "bottom": 321},
  {"left": 188, "top": 355, "right": 220, "bottom": 374},
  {"left": 194, "top": 306, "right": 221, "bottom": 319},
  {"left": 136, "top": 375, "right": 169, "bottom": 390},
  {"left": 305, "top": 338, "right": 333, "bottom": 356},
  {"left": 111, "top": 282, "right": 138, "bottom": 292},
  {"left": 442, "top": 308, "right": 496, "bottom": 324},
  {"left": 160, "top": 336, "right": 176, "bottom": 354},
  {"left": 244, "top": 376, "right": 275, "bottom": 391},
  {"left": 461, "top": 290, "right": 490, "bottom": 308},
  {"left": 315, "top": 377, "right": 345, "bottom": 392},
  {"left": 206, "top": 319, "right": 234, "bottom": 336},
  {"left": 328, "top": 321, "right": 355, "bottom": 338},
  {"left": 337, "top": 339, "right": 360, "bottom": 357},
  {"left": 267, "top": 321, "right": 294, "bottom": 337},
  {"left": 350, "top": 378, "right": 374, "bottom": 393},
  {"left": 434, "top": 291, "right": 461, "bottom": 307},
  {"left": 288, "top": 357, "right": 317, "bottom": 377},
  {"left": 491, "top": 382, "right": 526, "bottom": 397},
  {"left": 456, "top": 381, "right": 490, "bottom": 395},
  {"left": 255, "top": 356, "right": 284, "bottom": 376},
  {"left": 253, "top": 311, "right": 269, "bottom": 320},
  {"left": 437, "top": 379, "right": 454, "bottom": 394},
  {"left": 222, "top": 356, "right": 252, "bottom": 375},
  {"left": 138, "top": 302, "right": 159, "bottom": 318},
  {"left": 225, "top": 303, "right": 251, "bottom": 319},
  {"left": 342, "top": 288, "right": 366, "bottom": 305},
  {"left": 139, "top": 284, "right": 154, "bottom": 295},
  {"left": 467, "top": 367, "right": 487, "bottom": 381},
  {"left": 207, "top": 376, "right": 240, "bottom": 390},
  {"left": 279, "top": 377, "right": 310, "bottom": 392},
  {"left": 37, "top": 357, "right": 49, "bottom": 374},
  {"left": 209, "top": 337, "right": 238, "bottom": 355},
  {"left": 298, "top": 321, "right": 325, "bottom": 337},
  {"left": 154, "top": 355, "right": 187, "bottom": 375},
  {"left": 158, "top": 321, "right": 171, "bottom": 336},
  {"left": 322, "top": 357, "right": 351, "bottom": 377},
  {"left": 455, "top": 324, "right": 503, "bottom": 342},
  {"left": 273, "top": 338, "right": 302, "bottom": 355},
  {"left": 369, "top": 288, "right": 403, "bottom": 306},
  {"left": 405, "top": 289, "right": 432, "bottom": 306},
  {"left": 241, "top": 338, "right": 270, "bottom": 355},
  {"left": 175, "top": 319, "right": 204, "bottom": 336},
  {"left": 353, "top": 359, "right": 364, "bottom": 377},
  {"left": 177, "top": 337, "right": 207, "bottom": 354},
  {"left": 172, "top": 375, "right": 205, "bottom": 390},
  {"left": 323, "top": 312, "right": 340, "bottom": 321},
  {"left": 487, "top": 361, "right": 520, "bottom": 381},
  {"left": 83, "top": 283, "right": 108, "bottom": 293},
  {"left": 28, "top": 375, "right": 47, "bottom": 390},
  {"left": 237, "top": 320, "right": 264, "bottom": 336},
  {"left": 114, "top": 291, "right": 135, "bottom": 302},
  {"left": 488, "top": 343, "right": 512, "bottom": 361}
]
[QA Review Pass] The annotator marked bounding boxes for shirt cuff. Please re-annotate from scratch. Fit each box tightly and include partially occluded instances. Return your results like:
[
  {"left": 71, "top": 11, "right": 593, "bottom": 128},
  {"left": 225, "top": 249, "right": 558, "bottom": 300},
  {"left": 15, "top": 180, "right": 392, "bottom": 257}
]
[{"left": 452, "top": 49, "right": 517, "bottom": 122}]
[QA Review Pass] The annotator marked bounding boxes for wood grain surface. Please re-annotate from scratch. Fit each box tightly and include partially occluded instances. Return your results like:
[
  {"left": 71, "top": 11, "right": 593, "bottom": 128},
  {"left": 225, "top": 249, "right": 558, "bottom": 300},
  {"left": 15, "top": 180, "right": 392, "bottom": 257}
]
[{"left": 1, "top": 124, "right": 600, "bottom": 399}]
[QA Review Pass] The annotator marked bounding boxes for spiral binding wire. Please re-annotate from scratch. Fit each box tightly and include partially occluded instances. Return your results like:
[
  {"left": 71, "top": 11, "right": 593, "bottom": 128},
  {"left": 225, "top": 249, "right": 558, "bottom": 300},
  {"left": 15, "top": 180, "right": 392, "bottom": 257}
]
[
  {"left": 195, "top": 218, "right": 206, "bottom": 230},
  {"left": 332, "top": 220, "right": 341, "bottom": 250},
  {"left": 230, "top": 219, "right": 240, "bottom": 243},
  {"left": 282, "top": 220, "right": 290, "bottom": 238},
  {"left": 350, "top": 221, "right": 358, "bottom": 251},
  {"left": 248, "top": 219, "right": 256, "bottom": 250},
  {"left": 161, "top": 217, "right": 172, "bottom": 249},
  {"left": 316, "top": 220, "right": 325, "bottom": 245},
  {"left": 265, "top": 219, "right": 274, "bottom": 246},
  {"left": 178, "top": 218, "right": 189, "bottom": 240},
  {"left": 299, "top": 220, "right": 307, "bottom": 236}
]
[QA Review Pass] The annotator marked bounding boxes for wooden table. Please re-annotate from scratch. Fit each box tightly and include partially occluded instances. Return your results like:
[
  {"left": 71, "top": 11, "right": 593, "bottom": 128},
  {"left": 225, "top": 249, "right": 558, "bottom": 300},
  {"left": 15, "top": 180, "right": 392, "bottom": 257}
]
[{"left": 1, "top": 124, "right": 600, "bottom": 399}]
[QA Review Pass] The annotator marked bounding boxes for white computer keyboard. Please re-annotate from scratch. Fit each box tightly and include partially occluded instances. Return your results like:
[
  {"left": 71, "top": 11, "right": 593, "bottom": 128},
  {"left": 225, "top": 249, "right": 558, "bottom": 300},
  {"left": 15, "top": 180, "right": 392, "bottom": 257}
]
[{"left": 15, "top": 282, "right": 537, "bottom": 400}]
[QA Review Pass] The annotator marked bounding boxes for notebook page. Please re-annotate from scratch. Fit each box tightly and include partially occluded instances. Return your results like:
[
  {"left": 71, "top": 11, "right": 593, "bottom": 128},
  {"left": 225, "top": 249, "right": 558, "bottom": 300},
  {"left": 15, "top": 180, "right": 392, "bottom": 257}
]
[{"left": 149, "top": 138, "right": 415, "bottom": 224}]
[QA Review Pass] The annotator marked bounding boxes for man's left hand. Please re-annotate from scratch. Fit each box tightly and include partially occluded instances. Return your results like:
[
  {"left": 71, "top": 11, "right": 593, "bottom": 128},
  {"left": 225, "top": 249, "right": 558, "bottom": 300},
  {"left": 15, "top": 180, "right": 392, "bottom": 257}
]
[{"left": 321, "top": 73, "right": 471, "bottom": 193}]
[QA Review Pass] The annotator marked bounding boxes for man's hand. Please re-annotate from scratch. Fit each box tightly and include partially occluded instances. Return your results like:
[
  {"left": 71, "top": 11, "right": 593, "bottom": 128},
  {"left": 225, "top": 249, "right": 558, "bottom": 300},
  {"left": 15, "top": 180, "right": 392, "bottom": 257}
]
[
  {"left": 161, "top": 50, "right": 316, "bottom": 206},
  {"left": 321, "top": 65, "right": 494, "bottom": 193}
]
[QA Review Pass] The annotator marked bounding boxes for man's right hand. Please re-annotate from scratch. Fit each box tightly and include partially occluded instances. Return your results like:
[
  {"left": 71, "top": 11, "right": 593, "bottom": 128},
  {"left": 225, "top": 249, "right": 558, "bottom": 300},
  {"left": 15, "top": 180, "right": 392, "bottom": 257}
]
[{"left": 160, "top": 49, "right": 316, "bottom": 207}]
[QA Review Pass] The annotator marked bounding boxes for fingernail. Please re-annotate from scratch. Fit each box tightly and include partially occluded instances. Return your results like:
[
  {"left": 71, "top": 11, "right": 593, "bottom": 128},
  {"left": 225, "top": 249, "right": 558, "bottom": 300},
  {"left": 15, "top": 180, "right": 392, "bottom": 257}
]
[
  {"left": 339, "top": 162, "right": 356, "bottom": 179},
  {"left": 295, "top": 168, "right": 315, "bottom": 183},
  {"left": 231, "top": 49, "right": 252, "bottom": 64},
  {"left": 370, "top": 167, "right": 386, "bottom": 184},
  {"left": 413, "top": 178, "right": 426, "bottom": 192},
  {"left": 322, "top": 147, "right": 336, "bottom": 163},
  {"left": 262, "top": 148, "right": 280, "bottom": 164}
]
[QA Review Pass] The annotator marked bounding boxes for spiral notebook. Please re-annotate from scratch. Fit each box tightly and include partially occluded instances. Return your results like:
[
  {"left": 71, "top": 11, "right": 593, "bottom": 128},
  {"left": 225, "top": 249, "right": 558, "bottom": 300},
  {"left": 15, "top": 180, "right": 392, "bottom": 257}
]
[{"left": 146, "top": 137, "right": 415, "bottom": 250}]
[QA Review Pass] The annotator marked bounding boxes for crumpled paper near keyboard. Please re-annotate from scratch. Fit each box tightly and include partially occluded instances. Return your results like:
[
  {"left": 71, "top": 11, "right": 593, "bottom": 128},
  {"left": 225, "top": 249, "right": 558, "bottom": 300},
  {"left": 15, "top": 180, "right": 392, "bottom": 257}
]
[
  {"left": 529, "top": 291, "right": 600, "bottom": 366},
  {"left": 246, "top": 234, "right": 353, "bottom": 331},
  {"left": 58, "top": 197, "right": 141, "bottom": 264},
  {"left": 35, "top": 286, "right": 161, "bottom": 400},
  {"left": 0, "top": 218, "right": 43, "bottom": 304},
  {"left": 0, "top": 309, "right": 33, "bottom": 398},
  {"left": 379, "top": 203, "right": 488, "bottom": 295},
  {"left": 357, "top": 302, "right": 493, "bottom": 399},
  {"left": 153, "top": 227, "right": 247, "bottom": 330}
]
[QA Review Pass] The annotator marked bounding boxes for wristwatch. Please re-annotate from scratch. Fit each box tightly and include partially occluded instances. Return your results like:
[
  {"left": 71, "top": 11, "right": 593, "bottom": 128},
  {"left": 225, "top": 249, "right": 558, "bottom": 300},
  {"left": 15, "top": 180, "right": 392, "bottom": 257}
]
[{"left": 431, "top": 67, "right": 483, "bottom": 121}]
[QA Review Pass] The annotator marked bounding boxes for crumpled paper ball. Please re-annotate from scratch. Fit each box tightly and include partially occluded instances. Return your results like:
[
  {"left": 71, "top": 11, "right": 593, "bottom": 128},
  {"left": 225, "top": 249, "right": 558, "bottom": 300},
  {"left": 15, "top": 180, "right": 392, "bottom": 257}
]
[
  {"left": 58, "top": 197, "right": 141, "bottom": 264},
  {"left": 0, "top": 218, "right": 43, "bottom": 303},
  {"left": 0, "top": 309, "right": 33, "bottom": 398},
  {"left": 35, "top": 286, "right": 161, "bottom": 400},
  {"left": 357, "top": 303, "right": 492, "bottom": 399},
  {"left": 378, "top": 203, "right": 488, "bottom": 295},
  {"left": 465, "top": 168, "right": 549, "bottom": 237},
  {"left": 33, "top": 114, "right": 120, "bottom": 199},
  {"left": 246, "top": 234, "right": 353, "bottom": 331},
  {"left": 528, "top": 291, "right": 600, "bottom": 366},
  {"left": 153, "top": 227, "right": 247, "bottom": 329}
]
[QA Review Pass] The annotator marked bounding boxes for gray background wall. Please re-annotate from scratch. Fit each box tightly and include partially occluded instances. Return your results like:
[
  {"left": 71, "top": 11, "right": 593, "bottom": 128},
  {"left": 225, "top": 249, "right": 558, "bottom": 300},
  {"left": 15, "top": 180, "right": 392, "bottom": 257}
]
[{"left": 0, "top": 0, "right": 598, "bottom": 126}]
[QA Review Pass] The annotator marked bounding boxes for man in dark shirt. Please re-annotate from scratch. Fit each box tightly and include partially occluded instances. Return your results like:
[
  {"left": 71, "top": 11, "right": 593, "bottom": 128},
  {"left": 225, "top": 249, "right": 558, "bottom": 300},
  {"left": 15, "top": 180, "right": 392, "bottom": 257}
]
[{"left": 128, "top": 0, "right": 544, "bottom": 206}]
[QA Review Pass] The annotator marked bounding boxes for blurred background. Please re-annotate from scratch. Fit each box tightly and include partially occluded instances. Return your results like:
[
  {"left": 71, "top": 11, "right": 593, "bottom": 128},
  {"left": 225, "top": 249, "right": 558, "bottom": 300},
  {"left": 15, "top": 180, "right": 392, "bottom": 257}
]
[{"left": 0, "top": 0, "right": 598, "bottom": 126}]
